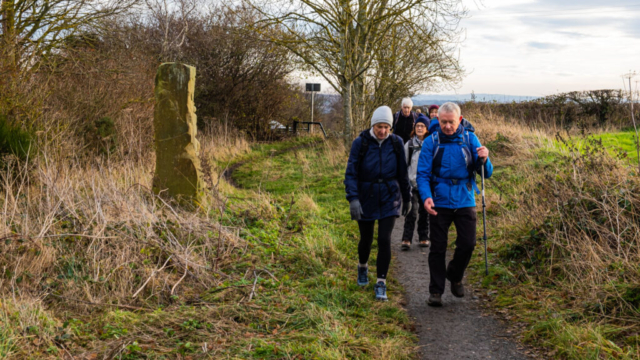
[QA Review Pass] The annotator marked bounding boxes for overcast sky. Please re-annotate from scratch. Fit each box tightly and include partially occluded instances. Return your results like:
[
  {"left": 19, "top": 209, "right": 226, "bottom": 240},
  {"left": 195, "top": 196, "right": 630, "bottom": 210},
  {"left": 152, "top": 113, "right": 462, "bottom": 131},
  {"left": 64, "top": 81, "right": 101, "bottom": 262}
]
[{"left": 451, "top": 0, "right": 640, "bottom": 96}]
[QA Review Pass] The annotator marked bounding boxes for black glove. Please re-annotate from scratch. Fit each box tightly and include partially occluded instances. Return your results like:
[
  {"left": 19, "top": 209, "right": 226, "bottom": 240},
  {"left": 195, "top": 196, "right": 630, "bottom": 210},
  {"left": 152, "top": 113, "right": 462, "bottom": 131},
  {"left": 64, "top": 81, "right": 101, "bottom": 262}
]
[
  {"left": 350, "top": 199, "right": 363, "bottom": 220},
  {"left": 402, "top": 199, "right": 412, "bottom": 216}
]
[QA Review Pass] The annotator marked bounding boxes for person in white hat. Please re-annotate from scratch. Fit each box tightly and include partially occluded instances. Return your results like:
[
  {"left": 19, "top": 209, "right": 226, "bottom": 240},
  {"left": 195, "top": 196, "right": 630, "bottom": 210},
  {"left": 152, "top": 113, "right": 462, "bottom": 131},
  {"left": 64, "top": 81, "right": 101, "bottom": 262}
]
[{"left": 344, "top": 106, "right": 412, "bottom": 301}]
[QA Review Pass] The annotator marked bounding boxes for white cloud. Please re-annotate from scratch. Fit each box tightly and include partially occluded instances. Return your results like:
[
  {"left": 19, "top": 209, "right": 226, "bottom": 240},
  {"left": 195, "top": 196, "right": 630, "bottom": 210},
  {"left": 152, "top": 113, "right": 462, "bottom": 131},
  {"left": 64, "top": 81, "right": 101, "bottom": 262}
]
[{"left": 436, "top": 0, "right": 640, "bottom": 96}]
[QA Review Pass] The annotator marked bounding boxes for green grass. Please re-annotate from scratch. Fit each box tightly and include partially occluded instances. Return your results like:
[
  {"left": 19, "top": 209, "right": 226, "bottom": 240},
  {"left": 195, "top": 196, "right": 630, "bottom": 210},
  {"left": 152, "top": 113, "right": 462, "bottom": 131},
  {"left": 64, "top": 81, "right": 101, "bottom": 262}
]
[
  {"left": 224, "top": 137, "right": 414, "bottom": 359},
  {"left": 467, "top": 133, "right": 640, "bottom": 360},
  {"left": 15, "top": 137, "right": 414, "bottom": 359},
  {"left": 542, "top": 129, "right": 640, "bottom": 164}
]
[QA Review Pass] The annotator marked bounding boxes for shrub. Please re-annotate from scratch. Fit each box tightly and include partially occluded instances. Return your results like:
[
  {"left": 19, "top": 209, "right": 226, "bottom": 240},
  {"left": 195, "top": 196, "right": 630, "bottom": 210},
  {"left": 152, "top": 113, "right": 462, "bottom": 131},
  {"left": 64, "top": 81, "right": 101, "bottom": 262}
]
[
  {"left": 83, "top": 116, "right": 118, "bottom": 156},
  {"left": 0, "top": 115, "right": 33, "bottom": 160}
]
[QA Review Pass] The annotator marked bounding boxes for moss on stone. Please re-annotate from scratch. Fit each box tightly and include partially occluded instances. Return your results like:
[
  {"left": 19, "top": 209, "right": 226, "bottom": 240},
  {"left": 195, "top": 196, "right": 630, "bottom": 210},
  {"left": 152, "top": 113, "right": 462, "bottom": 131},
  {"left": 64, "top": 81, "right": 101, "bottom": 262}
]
[{"left": 152, "top": 62, "right": 203, "bottom": 203}]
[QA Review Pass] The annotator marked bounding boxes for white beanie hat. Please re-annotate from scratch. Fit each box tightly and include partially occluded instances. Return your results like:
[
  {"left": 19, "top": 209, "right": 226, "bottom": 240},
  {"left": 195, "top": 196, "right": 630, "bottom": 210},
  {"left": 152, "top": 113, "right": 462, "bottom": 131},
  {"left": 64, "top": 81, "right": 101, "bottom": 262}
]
[{"left": 371, "top": 106, "right": 393, "bottom": 127}]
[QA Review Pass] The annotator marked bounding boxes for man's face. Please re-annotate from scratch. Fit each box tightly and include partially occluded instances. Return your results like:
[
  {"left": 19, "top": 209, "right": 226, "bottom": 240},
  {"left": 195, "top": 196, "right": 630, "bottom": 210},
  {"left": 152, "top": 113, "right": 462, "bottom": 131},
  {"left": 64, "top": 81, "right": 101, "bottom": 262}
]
[
  {"left": 438, "top": 111, "right": 462, "bottom": 136},
  {"left": 373, "top": 123, "right": 390, "bottom": 139},
  {"left": 429, "top": 109, "right": 438, "bottom": 118},
  {"left": 402, "top": 105, "right": 412, "bottom": 117}
]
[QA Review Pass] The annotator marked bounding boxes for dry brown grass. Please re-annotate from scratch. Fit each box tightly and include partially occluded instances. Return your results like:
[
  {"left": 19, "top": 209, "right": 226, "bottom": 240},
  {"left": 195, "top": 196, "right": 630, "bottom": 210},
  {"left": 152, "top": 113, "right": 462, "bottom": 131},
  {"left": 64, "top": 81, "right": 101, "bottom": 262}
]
[
  {"left": 470, "top": 111, "right": 640, "bottom": 356},
  {"left": 0, "top": 123, "right": 254, "bottom": 356}
]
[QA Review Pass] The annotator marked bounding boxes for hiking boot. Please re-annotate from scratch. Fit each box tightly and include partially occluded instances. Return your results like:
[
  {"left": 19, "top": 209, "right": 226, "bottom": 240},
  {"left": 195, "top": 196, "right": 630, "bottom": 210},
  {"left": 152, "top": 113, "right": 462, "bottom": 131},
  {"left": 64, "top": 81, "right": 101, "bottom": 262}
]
[
  {"left": 374, "top": 281, "right": 388, "bottom": 301},
  {"left": 418, "top": 240, "right": 430, "bottom": 248},
  {"left": 357, "top": 266, "right": 369, "bottom": 287},
  {"left": 427, "top": 293, "right": 442, "bottom": 307},
  {"left": 446, "top": 267, "right": 464, "bottom": 298},
  {"left": 401, "top": 240, "right": 411, "bottom": 251},
  {"left": 450, "top": 281, "right": 465, "bottom": 298}
]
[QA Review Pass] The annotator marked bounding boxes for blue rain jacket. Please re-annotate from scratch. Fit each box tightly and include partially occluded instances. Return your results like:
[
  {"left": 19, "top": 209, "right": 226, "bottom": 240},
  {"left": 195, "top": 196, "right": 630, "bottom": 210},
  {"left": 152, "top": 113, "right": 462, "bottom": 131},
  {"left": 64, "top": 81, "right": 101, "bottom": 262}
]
[
  {"left": 416, "top": 125, "right": 493, "bottom": 209},
  {"left": 344, "top": 130, "right": 412, "bottom": 221}
]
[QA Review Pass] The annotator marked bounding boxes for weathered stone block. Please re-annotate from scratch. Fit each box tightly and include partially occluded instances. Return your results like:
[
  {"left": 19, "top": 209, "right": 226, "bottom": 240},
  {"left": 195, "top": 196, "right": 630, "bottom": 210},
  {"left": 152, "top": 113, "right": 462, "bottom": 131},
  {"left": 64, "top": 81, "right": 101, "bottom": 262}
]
[{"left": 153, "top": 62, "right": 203, "bottom": 202}]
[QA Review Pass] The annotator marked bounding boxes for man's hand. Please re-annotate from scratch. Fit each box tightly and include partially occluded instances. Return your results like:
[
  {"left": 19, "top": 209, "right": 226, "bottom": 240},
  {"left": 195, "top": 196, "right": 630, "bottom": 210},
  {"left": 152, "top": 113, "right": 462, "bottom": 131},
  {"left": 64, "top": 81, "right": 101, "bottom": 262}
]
[
  {"left": 477, "top": 146, "right": 489, "bottom": 163},
  {"left": 349, "top": 199, "right": 363, "bottom": 221},
  {"left": 424, "top": 198, "right": 437, "bottom": 216}
]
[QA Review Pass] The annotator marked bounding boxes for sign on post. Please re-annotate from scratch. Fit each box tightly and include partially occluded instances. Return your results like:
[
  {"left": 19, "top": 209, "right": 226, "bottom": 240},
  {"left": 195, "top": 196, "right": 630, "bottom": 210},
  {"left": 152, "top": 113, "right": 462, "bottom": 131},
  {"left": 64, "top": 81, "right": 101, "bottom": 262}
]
[
  {"left": 305, "top": 83, "right": 321, "bottom": 128},
  {"left": 305, "top": 83, "right": 321, "bottom": 92}
]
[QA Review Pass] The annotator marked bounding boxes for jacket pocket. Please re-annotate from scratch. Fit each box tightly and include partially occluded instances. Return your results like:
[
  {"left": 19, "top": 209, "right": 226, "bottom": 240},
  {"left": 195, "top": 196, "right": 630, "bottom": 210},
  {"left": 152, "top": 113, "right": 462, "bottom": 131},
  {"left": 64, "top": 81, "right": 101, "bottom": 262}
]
[{"left": 432, "top": 182, "right": 447, "bottom": 206}]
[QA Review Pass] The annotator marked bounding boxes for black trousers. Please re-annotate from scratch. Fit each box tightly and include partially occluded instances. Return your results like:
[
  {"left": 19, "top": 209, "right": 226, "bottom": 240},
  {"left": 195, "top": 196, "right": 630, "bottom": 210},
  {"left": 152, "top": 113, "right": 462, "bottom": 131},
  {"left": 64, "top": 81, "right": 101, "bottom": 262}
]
[
  {"left": 402, "top": 189, "right": 430, "bottom": 242},
  {"left": 357, "top": 216, "right": 396, "bottom": 279},
  {"left": 428, "top": 207, "right": 477, "bottom": 294}
]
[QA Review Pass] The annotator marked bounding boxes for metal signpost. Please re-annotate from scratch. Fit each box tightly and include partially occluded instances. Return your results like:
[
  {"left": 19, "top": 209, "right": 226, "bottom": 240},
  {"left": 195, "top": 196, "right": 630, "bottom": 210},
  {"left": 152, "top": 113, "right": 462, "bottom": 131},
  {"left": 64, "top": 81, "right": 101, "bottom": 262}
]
[{"left": 305, "top": 83, "right": 321, "bottom": 124}]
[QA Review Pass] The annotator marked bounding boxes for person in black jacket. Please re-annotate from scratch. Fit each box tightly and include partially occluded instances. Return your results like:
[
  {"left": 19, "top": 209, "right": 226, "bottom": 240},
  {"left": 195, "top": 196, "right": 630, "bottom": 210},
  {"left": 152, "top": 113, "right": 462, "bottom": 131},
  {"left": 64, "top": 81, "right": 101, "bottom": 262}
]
[
  {"left": 392, "top": 97, "right": 418, "bottom": 142},
  {"left": 344, "top": 106, "right": 412, "bottom": 301}
]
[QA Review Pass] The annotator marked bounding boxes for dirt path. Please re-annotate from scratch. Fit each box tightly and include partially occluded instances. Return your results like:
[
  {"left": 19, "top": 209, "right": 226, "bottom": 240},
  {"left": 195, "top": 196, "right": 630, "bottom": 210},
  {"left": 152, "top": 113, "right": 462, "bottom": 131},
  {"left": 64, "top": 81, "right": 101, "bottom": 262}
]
[
  {"left": 391, "top": 217, "right": 533, "bottom": 360},
  {"left": 227, "top": 141, "right": 535, "bottom": 358}
]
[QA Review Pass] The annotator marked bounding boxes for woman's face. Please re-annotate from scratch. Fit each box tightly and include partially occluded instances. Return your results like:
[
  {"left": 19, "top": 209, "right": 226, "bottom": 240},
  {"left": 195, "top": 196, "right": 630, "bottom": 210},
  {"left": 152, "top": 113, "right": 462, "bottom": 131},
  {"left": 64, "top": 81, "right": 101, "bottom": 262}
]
[
  {"left": 414, "top": 123, "right": 427, "bottom": 138},
  {"left": 373, "top": 123, "right": 390, "bottom": 139},
  {"left": 429, "top": 109, "right": 438, "bottom": 118}
]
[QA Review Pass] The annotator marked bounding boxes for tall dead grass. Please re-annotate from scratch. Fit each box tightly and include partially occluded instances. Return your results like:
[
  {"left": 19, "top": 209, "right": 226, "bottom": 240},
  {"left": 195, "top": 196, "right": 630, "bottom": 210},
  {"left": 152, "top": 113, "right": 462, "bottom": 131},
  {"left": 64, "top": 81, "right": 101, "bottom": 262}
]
[
  {"left": 0, "top": 125, "right": 248, "bottom": 318},
  {"left": 472, "top": 112, "right": 640, "bottom": 337}
]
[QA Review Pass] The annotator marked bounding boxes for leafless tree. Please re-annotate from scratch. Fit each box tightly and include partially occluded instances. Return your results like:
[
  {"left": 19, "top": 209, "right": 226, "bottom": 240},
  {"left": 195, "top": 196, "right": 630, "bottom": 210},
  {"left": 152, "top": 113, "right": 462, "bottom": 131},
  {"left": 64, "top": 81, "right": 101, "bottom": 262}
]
[
  {"left": 0, "top": 0, "right": 137, "bottom": 75},
  {"left": 250, "top": 0, "right": 466, "bottom": 142}
]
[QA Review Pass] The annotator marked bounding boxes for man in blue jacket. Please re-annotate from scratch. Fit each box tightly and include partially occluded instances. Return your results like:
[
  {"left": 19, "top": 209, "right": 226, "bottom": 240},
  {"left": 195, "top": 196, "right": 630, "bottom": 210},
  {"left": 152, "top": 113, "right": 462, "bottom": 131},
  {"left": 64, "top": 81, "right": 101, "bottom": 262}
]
[{"left": 416, "top": 102, "right": 493, "bottom": 307}]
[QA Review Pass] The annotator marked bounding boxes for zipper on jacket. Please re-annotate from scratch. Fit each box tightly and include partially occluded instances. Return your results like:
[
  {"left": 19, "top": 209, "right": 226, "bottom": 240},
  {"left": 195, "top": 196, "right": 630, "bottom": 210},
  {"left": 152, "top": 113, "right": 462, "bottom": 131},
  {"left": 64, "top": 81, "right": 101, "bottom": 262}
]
[{"left": 379, "top": 139, "right": 383, "bottom": 218}]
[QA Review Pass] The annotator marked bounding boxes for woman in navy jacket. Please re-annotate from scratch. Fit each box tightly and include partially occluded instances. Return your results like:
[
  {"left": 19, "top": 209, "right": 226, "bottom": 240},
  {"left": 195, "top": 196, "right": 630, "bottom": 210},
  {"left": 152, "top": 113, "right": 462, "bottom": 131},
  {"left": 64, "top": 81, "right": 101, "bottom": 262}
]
[{"left": 344, "top": 106, "right": 412, "bottom": 301}]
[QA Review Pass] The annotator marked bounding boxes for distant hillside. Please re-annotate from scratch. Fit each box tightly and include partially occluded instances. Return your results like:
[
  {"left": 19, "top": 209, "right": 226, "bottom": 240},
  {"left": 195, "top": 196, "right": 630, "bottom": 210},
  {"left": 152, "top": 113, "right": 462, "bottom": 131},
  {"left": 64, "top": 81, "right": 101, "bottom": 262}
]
[{"left": 412, "top": 93, "right": 538, "bottom": 105}]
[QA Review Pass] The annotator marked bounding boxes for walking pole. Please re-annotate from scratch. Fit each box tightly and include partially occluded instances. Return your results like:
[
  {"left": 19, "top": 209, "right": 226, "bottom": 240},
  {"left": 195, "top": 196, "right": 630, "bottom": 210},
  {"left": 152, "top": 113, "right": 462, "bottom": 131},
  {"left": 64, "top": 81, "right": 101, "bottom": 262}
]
[{"left": 481, "top": 164, "right": 489, "bottom": 275}]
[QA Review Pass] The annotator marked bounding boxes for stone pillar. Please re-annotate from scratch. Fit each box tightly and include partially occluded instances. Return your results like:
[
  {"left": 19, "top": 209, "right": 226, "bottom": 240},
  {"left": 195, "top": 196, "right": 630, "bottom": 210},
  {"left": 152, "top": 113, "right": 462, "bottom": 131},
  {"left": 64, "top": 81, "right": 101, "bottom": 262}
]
[{"left": 153, "top": 62, "right": 203, "bottom": 203}]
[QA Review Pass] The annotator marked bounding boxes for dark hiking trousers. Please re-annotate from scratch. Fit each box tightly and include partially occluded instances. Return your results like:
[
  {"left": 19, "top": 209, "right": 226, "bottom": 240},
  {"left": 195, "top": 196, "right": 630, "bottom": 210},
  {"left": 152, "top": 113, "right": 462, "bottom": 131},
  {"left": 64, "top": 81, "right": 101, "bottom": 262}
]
[
  {"left": 402, "top": 189, "right": 430, "bottom": 242},
  {"left": 358, "top": 216, "right": 396, "bottom": 279},
  {"left": 428, "top": 207, "right": 477, "bottom": 294}
]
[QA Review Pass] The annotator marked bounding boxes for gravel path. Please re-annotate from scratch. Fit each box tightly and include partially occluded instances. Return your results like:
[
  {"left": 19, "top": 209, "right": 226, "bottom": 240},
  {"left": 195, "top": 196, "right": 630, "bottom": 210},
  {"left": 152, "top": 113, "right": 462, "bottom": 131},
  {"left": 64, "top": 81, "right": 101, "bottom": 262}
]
[{"left": 391, "top": 216, "right": 533, "bottom": 360}]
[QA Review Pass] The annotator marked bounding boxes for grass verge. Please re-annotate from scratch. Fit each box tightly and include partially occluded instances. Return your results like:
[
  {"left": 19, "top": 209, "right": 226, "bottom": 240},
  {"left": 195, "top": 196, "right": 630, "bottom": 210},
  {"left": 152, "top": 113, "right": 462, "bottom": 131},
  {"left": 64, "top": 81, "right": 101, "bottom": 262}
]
[
  {"left": 0, "top": 134, "right": 414, "bottom": 359},
  {"left": 466, "top": 115, "right": 640, "bottom": 360}
]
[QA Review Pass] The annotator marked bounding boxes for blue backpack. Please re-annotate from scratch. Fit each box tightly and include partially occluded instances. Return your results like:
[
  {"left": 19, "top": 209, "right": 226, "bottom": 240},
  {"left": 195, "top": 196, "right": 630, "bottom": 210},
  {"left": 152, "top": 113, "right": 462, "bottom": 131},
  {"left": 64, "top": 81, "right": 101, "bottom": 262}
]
[{"left": 430, "top": 130, "right": 480, "bottom": 194}]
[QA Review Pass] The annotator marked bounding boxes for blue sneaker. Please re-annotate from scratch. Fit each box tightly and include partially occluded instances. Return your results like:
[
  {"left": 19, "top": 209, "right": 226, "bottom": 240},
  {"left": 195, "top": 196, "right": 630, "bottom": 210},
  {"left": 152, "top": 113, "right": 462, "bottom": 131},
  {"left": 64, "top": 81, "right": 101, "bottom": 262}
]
[
  {"left": 374, "top": 281, "right": 388, "bottom": 301},
  {"left": 357, "top": 266, "right": 369, "bottom": 286}
]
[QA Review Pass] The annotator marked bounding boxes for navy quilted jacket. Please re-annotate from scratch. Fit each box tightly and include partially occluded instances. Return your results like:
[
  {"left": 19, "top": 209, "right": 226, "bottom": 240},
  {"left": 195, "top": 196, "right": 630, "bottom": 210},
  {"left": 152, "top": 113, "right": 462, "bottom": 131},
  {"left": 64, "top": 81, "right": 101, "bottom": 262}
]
[{"left": 344, "top": 130, "right": 411, "bottom": 221}]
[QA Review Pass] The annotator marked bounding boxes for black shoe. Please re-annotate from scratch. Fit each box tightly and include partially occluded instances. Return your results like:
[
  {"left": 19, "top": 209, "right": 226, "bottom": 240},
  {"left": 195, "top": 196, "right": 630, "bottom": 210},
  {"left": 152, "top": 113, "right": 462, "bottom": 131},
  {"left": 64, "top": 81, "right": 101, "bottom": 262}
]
[
  {"left": 418, "top": 240, "right": 430, "bottom": 248},
  {"left": 427, "top": 293, "right": 442, "bottom": 307},
  {"left": 401, "top": 240, "right": 411, "bottom": 251}
]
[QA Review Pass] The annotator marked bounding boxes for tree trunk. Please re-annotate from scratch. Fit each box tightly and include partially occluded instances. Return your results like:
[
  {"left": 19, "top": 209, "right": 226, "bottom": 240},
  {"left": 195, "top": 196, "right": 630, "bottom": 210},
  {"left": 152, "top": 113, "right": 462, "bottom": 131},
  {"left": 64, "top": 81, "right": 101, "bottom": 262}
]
[
  {"left": 1, "top": 0, "right": 17, "bottom": 73},
  {"left": 342, "top": 80, "right": 353, "bottom": 148}
]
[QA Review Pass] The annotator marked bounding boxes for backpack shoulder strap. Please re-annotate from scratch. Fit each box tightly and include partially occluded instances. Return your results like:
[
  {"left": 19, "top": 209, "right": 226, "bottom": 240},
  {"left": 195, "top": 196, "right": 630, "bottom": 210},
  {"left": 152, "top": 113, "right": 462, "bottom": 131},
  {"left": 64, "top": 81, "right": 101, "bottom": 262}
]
[
  {"left": 464, "top": 131, "right": 481, "bottom": 194},
  {"left": 390, "top": 135, "right": 405, "bottom": 169},
  {"left": 431, "top": 132, "right": 444, "bottom": 177},
  {"left": 390, "top": 134, "right": 400, "bottom": 153},
  {"left": 463, "top": 131, "right": 474, "bottom": 166},
  {"left": 408, "top": 146, "right": 415, "bottom": 165},
  {"left": 431, "top": 132, "right": 440, "bottom": 150}
]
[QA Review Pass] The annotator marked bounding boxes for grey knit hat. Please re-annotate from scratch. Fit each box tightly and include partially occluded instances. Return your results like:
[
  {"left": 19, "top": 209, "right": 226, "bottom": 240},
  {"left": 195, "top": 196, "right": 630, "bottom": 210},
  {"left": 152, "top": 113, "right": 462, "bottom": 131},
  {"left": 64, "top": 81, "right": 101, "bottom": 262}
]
[{"left": 371, "top": 106, "right": 393, "bottom": 127}]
